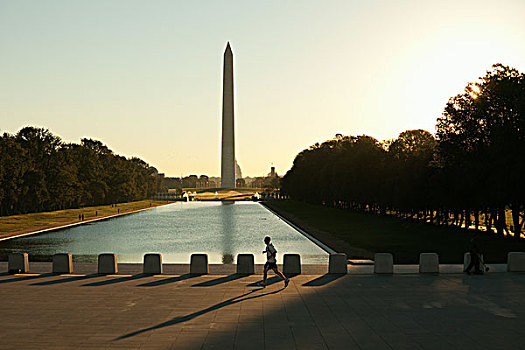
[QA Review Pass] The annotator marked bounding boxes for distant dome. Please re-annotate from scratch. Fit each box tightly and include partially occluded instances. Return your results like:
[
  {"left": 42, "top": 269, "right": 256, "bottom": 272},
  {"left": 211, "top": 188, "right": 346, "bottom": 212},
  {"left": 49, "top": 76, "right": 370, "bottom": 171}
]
[{"left": 235, "top": 159, "right": 242, "bottom": 179}]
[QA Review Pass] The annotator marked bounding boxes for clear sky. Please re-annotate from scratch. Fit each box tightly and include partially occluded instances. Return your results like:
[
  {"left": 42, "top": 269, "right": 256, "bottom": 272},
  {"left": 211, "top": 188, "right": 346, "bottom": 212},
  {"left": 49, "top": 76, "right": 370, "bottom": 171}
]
[{"left": 1, "top": 1, "right": 524, "bottom": 177}]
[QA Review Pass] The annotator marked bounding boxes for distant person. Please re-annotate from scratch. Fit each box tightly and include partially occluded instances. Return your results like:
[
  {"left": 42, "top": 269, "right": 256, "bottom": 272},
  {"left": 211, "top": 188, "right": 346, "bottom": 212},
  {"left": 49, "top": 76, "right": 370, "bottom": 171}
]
[
  {"left": 78, "top": 214, "right": 81, "bottom": 221},
  {"left": 81, "top": 213, "right": 84, "bottom": 221},
  {"left": 258, "top": 236, "right": 289, "bottom": 288},
  {"left": 465, "top": 233, "right": 484, "bottom": 275},
  {"left": 117, "top": 208, "right": 120, "bottom": 214}
]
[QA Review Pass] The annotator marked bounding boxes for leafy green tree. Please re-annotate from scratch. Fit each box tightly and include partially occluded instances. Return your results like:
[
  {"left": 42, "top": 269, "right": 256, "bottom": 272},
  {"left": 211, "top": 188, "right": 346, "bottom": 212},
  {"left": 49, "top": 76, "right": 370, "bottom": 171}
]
[
  {"left": 283, "top": 64, "right": 524, "bottom": 240},
  {"left": 437, "top": 64, "right": 525, "bottom": 238},
  {"left": 0, "top": 127, "right": 160, "bottom": 216},
  {"left": 388, "top": 130, "right": 437, "bottom": 218}
]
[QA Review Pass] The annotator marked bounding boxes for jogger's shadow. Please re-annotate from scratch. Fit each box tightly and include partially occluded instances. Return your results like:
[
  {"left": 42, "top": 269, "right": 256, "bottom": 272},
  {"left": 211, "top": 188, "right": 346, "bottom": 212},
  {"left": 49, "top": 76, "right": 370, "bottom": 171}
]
[
  {"left": 247, "top": 276, "right": 281, "bottom": 287},
  {"left": 115, "top": 287, "right": 285, "bottom": 341},
  {"left": 247, "top": 273, "right": 298, "bottom": 287}
]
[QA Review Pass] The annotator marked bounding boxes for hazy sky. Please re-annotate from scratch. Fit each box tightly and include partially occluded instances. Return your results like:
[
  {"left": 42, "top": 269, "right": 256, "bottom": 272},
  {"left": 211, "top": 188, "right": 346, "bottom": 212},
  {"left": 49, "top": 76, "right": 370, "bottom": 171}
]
[{"left": 1, "top": 1, "right": 524, "bottom": 177}]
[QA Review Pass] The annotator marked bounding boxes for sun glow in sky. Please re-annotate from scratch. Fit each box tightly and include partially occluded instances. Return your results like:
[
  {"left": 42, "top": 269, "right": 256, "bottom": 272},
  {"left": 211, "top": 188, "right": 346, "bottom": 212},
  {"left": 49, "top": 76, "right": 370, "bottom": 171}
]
[{"left": 1, "top": 0, "right": 524, "bottom": 177}]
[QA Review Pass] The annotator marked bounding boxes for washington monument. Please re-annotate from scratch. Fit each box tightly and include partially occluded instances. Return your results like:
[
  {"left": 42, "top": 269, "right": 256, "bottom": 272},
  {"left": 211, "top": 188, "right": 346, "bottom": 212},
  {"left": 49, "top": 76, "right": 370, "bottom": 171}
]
[{"left": 221, "top": 42, "right": 235, "bottom": 188}]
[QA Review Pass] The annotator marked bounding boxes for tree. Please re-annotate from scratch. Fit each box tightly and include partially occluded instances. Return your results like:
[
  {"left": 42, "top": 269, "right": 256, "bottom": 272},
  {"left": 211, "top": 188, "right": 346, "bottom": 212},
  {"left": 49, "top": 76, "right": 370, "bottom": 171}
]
[
  {"left": 282, "top": 64, "right": 524, "bottom": 239},
  {"left": 0, "top": 127, "right": 160, "bottom": 216},
  {"left": 437, "top": 64, "right": 525, "bottom": 238}
]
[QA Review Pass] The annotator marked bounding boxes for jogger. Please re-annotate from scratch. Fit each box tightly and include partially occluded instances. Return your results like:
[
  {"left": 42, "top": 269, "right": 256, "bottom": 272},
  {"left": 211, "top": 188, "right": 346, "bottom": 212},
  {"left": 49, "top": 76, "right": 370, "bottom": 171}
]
[{"left": 258, "top": 236, "right": 289, "bottom": 288}]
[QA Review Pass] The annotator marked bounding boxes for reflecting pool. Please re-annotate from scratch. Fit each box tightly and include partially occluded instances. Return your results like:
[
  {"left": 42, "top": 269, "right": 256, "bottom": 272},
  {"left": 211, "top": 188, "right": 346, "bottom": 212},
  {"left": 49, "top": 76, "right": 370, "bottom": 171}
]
[{"left": 0, "top": 202, "right": 329, "bottom": 264}]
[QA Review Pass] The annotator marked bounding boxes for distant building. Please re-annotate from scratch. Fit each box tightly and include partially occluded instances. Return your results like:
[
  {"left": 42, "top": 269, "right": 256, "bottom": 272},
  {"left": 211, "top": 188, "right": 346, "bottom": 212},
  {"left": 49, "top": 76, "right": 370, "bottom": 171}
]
[
  {"left": 196, "top": 175, "right": 211, "bottom": 188},
  {"left": 249, "top": 177, "right": 265, "bottom": 188},
  {"left": 235, "top": 159, "right": 242, "bottom": 180},
  {"left": 182, "top": 175, "right": 198, "bottom": 188},
  {"left": 243, "top": 166, "right": 281, "bottom": 189},
  {"left": 162, "top": 177, "right": 182, "bottom": 191},
  {"left": 161, "top": 174, "right": 219, "bottom": 190},
  {"left": 208, "top": 177, "right": 220, "bottom": 188}
]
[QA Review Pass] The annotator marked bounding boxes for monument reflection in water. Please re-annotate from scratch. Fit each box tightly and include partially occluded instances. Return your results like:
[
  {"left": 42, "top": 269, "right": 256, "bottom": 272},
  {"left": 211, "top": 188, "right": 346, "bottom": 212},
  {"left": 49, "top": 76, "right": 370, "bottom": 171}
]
[
  {"left": 0, "top": 202, "right": 329, "bottom": 264},
  {"left": 220, "top": 202, "right": 235, "bottom": 264}
]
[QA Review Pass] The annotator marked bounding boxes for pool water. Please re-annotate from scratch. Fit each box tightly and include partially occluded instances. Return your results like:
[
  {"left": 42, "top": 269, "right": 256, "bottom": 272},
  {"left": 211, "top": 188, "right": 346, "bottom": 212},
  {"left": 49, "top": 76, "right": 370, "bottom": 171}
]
[{"left": 0, "top": 202, "right": 329, "bottom": 264}]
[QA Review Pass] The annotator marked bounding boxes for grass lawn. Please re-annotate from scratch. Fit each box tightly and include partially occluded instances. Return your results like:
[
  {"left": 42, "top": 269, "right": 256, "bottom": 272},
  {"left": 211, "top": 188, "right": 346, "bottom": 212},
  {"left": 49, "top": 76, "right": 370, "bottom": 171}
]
[
  {"left": 0, "top": 200, "right": 170, "bottom": 239},
  {"left": 267, "top": 200, "right": 525, "bottom": 264}
]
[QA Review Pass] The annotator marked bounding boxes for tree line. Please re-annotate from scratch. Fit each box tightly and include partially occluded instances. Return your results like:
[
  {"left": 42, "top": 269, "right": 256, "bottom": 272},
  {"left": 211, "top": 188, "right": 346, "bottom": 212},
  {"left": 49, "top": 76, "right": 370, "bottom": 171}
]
[
  {"left": 0, "top": 127, "right": 161, "bottom": 216},
  {"left": 282, "top": 64, "right": 525, "bottom": 239}
]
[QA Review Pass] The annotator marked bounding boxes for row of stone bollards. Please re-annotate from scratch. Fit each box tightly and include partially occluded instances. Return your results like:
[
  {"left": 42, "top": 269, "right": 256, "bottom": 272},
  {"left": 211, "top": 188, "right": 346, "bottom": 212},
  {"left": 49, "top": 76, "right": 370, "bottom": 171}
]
[
  {"left": 6, "top": 251, "right": 525, "bottom": 275},
  {"left": 373, "top": 252, "right": 525, "bottom": 274},
  {"left": 6, "top": 252, "right": 348, "bottom": 275}
]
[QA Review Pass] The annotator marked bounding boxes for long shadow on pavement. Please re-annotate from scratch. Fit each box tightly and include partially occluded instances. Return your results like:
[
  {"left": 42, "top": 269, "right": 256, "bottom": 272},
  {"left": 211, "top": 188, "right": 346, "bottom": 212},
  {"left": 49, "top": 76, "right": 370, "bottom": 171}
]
[
  {"left": 137, "top": 273, "right": 200, "bottom": 287},
  {"left": 302, "top": 273, "right": 345, "bottom": 286},
  {"left": 0, "top": 273, "right": 55, "bottom": 285},
  {"left": 192, "top": 273, "right": 250, "bottom": 287},
  {"left": 113, "top": 274, "right": 525, "bottom": 349},
  {"left": 115, "top": 287, "right": 284, "bottom": 341},
  {"left": 32, "top": 273, "right": 99, "bottom": 286},
  {"left": 83, "top": 273, "right": 149, "bottom": 287},
  {"left": 246, "top": 273, "right": 299, "bottom": 287},
  {"left": 246, "top": 275, "right": 282, "bottom": 287}
]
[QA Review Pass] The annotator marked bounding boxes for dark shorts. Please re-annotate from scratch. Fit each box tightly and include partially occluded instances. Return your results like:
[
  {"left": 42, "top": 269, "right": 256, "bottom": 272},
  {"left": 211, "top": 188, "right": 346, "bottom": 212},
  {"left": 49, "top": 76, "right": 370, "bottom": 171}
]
[{"left": 264, "top": 262, "right": 277, "bottom": 270}]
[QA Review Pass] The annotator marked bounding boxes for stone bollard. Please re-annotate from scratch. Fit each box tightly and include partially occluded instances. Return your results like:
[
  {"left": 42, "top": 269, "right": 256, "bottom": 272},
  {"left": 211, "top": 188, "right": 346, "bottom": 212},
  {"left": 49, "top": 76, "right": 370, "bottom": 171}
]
[
  {"left": 283, "top": 254, "right": 301, "bottom": 275},
  {"left": 463, "top": 252, "right": 485, "bottom": 270},
  {"left": 236, "top": 254, "right": 254, "bottom": 274},
  {"left": 507, "top": 252, "right": 525, "bottom": 272},
  {"left": 143, "top": 253, "right": 163, "bottom": 274},
  {"left": 374, "top": 253, "right": 393, "bottom": 274},
  {"left": 53, "top": 253, "right": 73, "bottom": 274},
  {"left": 190, "top": 254, "right": 208, "bottom": 274},
  {"left": 8, "top": 253, "right": 29, "bottom": 274},
  {"left": 329, "top": 253, "right": 348, "bottom": 274},
  {"left": 419, "top": 253, "right": 439, "bottom": 273},
  {"left": 98, "top": 253, "right": 118, "bottom": 274}
]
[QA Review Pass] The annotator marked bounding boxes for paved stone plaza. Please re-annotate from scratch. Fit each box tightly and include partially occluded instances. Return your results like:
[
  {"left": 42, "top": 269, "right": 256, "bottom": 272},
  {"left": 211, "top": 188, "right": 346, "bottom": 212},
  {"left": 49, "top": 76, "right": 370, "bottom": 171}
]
[{"left": 0, "top": 265, "right": 524, "bottom": 349}]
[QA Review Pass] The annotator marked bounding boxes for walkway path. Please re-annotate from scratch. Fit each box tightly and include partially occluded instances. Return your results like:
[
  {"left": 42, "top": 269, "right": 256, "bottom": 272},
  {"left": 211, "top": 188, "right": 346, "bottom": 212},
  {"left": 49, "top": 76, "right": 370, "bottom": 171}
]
[{"left": 0, "top": 271, "right": 523, "bottom": 349}]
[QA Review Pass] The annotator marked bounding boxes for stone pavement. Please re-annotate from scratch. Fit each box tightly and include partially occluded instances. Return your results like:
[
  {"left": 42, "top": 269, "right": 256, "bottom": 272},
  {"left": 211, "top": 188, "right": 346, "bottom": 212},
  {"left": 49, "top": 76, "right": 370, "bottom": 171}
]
[{"left": 0, "top": 268, "right": 524, "bottom": 349}]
